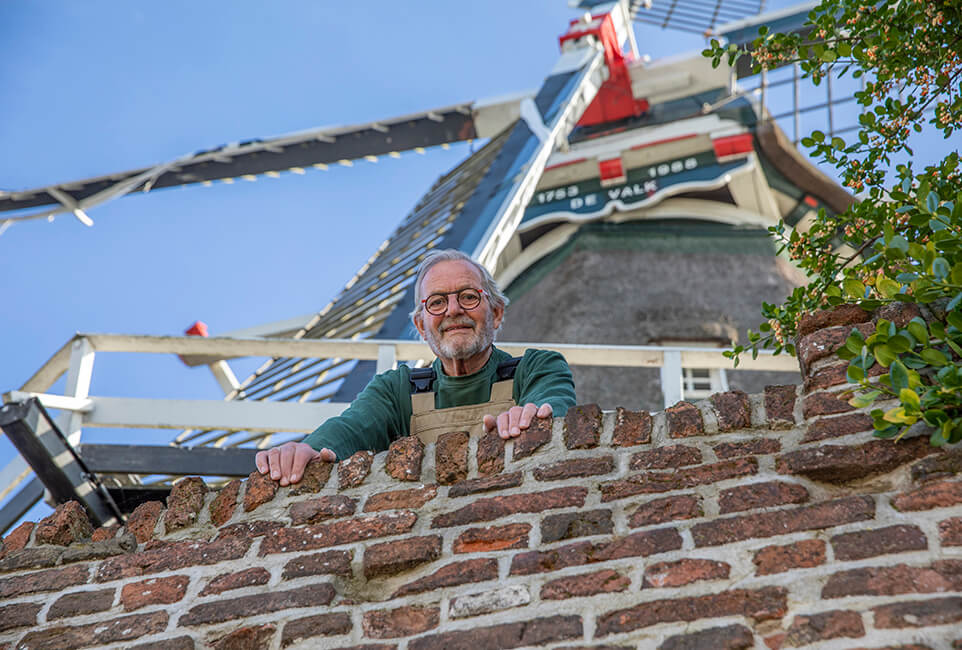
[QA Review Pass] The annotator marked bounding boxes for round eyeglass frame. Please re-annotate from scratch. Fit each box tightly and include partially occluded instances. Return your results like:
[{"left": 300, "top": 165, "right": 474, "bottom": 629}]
[{"left": 421, "top": 288, "right": 486, "bottom": 316}]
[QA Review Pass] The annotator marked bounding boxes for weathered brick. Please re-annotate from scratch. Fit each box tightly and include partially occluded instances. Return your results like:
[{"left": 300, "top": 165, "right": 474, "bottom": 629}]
[
  {"left": 643, "top": 558, "right": 730, "bottom": 588},
  {"left": 785, "top": 610, "right": 865, "bottom": 645},
  {"left": 392, "top": 558, "right": 498, "bottom": 597},
  {"left": 564, "top": 404, "right": 602, "bottom": 449},
  {"left": 365, "top": 486, "right": 437, "bottom": 511},
  {"left": 802, "top": 413, "right": 874, "bottom": 443},
  {"left": 765, "top": 384, "right": 796, "bottom": 428},
  {"left": 822, "top": 560, "right": 962, "bottom": 598},
  {"left": 911, "top": 446, "right": 962, "bottom": 483},
  {"left": 281, "top": 549, "right": 353, "bottom": 580},
  {"left": 797, "top": 322, "right": 874, "bottom": 371},
  {"left": 659, "top": 624, "right": 754, "bottom": 650},
  {"left": 408, "top": 615, "right": 581, "bottom": 650},
  {"left": 432, "top": 486, "right": 586, "bottom": 528},
  {"left": 35, "top": 501, "right": 93, "bottom": 546},
  {"left": 512, "top": 415, "right": 553, "bottom": 460},
  {"left": 630, "top": 445, "right": 701, "bottom": 470},
  {"left": 777, "top": 437, "right": 934, "bottom": 483},
  {"left": 281, "top": 613, "right": 352, "bottom": 647},
  {"left": 436, "top": 431, "right": 469, "bottom": 485},
  {"left": 213, "top": 624, "right": 275, "bottom": 650},
  {"left": 542, "top": 509, "right": 613, "bottom": 543},
  {"left": 612, "top": 407, "right": 652, "bottom": 446},
  {"left": 892, "top": 479, "right": 962, "bottom": 511},
  {"left": 338, "top": 450, "right": 374, "bottom": 489},
  {"left": 714, "top": 438, "right": 781, "bottom": 459},
  {"left": 215, "top": 519, "right": 283, "bottom": 540},
  {"left": 130, "top": 635, "right": 196, "bottom": 649},
  {"left": 288, "top": 457, "right": 334, "bottom": 495},
  {"left": 510, "top": 528, "right": 682, "bottom": 575},
  {"left": 121, "top": 574, "right": 189, "bottom": 611},
  {"left": 97, "top": 537, "right": 250, "bottom": 582},
  {"left": 753, "top": 539, "right": 826, "bottom": 576},
  {"left": 0, "top": 564, "right": 88, "bottom": 599},
  {"left": 164, "top": 476, "right": 207, "bottom": 534},
  {"left": 601, "top": 458, "right": 757, "bottom": 501},
  {"left": 0, "top": 546, "right": 61, "bottom": 572},
  {"left": 244, "top": 470, "right": 278, "bottom": 512},
  {"left": 60, "top": 533, "right": 136, "bottom": 564},
  {"left": 541, "top": 569, "right": 629, "bottom": 600},
  {"left": 1, "top": 521, "right": 34, "bottom": 557},
  {"left": 363, "top": 605, "right": 439, "bottom": 638},
  {"left": 363, "top": 535, "right": 441, "bottom": 578},
  {"left": 290, "top": 495, "right": 357, "bottom": 524},
  {"left": 450, "top": 585, "right": 531, "bottom": 619},
  {"left": 180, "top": 583, "right": 334, "bottom": 626},
  {"left": 448, "top": 473, "right": 521, "bottom": 498},
  {"left": 940, "top": 517, "right": 962, "bottom": 545},
  {"left": 260, "top": 511, "right": 416, "bottom": 555},
  {"left": 477, "top": 431, "right": 505, "bottom": 475},
  {"left": 126, "top": 500, "right": 164, "bottom": 544},
  {"left": 693, "top": 496, "right": 875, "bottom": 547},
  {"left": 873, "top": 596, "right": 962, "bottom": 629},
  {"left": 48, "top": 588, "right": 115, "bottom": 619},
  {"left": 797, "top": 304, "right": 872, "bottom": 338},
  {"left": 719, "top": 480, "right": 809, "bottom": 514},
  {"left": 597, "top": 587, "right": 787, "bottom": 635},
  {"left": 832, "top": 524, "right": 928, "bottom": 560},
  {"left": 208, "top": 479, "right": 241, "bottom": 527},
  {"left": 0, "top": 602, "right": 41, "bottom": 632},
  {"left": 711, "top": 391, "right": 751, "bottom": 431},
  {"left": 628, "top": 494, "right": 702, "bottom": 527},
  {"left": 877, "top": 302, "right": 923, "bottom": 327},
  {"left": 453, "top": 524, "right": 530, "bottom": 553},
  {"left": 201, "top": 567, "right": 270, "bottom": 596},
  {"left": 385, "top": 436, "right": 424, "bottom": 482},
  {"left": 666, "top": 401, "right": 704, "bottom": 437},
  {"left": 534, "top": 457, "right": 613, "bottom": 481},
  {"left": 802, "top": 391, "right": 856, "bottom": 418},
  {"left": 17, "top": 611, "right": 168, "bottom": 649}
]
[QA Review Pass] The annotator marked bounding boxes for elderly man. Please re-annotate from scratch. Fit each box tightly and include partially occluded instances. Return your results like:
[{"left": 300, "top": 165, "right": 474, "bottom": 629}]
[{"left": 255, "top": 249, "right": 576, "bottom": 485}]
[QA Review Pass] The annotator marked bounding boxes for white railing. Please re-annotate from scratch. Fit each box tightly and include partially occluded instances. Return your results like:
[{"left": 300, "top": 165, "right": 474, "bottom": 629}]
[{"left": 1, "top": 332, "right": 800, "bottom": 504}]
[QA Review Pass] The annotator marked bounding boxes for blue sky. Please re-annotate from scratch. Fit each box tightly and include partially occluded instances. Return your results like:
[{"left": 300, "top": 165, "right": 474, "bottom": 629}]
[{"left": 0, "top": 0, "right": 904, "bottom": 524}]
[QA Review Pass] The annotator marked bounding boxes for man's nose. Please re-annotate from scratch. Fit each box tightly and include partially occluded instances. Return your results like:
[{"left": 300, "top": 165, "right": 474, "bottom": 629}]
[{"left": 444, "top": 293, "right": 464, "bottom": 315}]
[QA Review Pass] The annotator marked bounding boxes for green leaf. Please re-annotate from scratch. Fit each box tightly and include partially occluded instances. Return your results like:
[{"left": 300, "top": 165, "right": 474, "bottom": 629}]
[
  {"left": 887, "top": 334, "right": 913, "bottom": 353},
  {"left": 876, "top": 277, "right": 901, "bottom": 299},
  {"left": 931, "top": 321, "right": 947, "bottom": 339},
  {"left": 948, "top": 311, "right": 962, "bottom": 330},
  {"left": 837, "top": 41, "right": 851, "bottom": 57},
  {"left": 888, "top": 235, "right": 909, "bottom": 253},
  {"left": 907, "top": 318, "right": 928, "bottom": 344},
  {"left": 849, "top": 389, "right": 881, "bottom": 408},
  {"left": 831, "top": 136, "right": 845, "bottom": 149},
  {"left": 948, "top": 292, "right": 962, "bottom": 312},
  {"left": 926, "top": 191, "right": 941, "bottom": 214},
  {"left": 847, "top": 363, "right": 865, "bottom": 383},
  {"left": 919, "top": 347, "right": 948, "bottom": 366},
  {"left": 890, "top": 359, "right": 910, "bottom": 391},
  {"left": 933, "top": 257, "right": 951, "bottom": 280},
  {"left": 874, "top": 344, "right": 897, "bottom": 367},
  {"left": 843, "top": 278, "right": 865, "bottom": 298},
  {"left": 923, "top": 408, "right": 949, "bottom": 427},
  {"left": 900, "top": 388, "right": 921, "bottom": 410}
]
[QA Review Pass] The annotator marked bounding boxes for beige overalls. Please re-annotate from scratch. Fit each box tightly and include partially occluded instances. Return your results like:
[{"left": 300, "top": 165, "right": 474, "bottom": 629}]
[{"left": 409, "top": 378, "right": 516, "bottom": 444}]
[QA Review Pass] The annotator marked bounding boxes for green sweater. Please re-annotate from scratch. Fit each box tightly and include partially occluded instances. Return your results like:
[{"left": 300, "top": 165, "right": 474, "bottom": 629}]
[{"left": 303, "top": 347, "right": 575, "bottom": 460}]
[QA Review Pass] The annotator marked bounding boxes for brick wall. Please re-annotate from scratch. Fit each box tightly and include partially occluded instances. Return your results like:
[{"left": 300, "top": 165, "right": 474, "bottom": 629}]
[{"left": 2, "top": 305, "right": 962, "bottom": 649}]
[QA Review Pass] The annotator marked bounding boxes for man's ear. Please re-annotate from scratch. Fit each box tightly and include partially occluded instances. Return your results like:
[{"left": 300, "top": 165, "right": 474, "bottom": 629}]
[
  {"left": 413, "top": 312, "right": 426, "bottom": 339},
  {"left": 491, "top": 303, "right": 504, "bottom": 330}
]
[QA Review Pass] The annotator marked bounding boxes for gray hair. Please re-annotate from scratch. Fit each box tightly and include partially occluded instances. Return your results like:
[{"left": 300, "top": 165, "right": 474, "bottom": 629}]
[{"left": 409, "top": 249, "right": 509, "bottom": 321}]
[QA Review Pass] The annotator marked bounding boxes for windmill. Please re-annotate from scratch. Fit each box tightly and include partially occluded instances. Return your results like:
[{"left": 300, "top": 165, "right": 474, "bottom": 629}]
[{"left": 0, "top": 0, "right": 858, "bottom": 533}]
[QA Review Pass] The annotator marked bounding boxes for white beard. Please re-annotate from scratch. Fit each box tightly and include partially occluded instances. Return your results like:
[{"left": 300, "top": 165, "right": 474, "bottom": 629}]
[{"left": 424, "top": 311, "right": 496, "bottom": 362}]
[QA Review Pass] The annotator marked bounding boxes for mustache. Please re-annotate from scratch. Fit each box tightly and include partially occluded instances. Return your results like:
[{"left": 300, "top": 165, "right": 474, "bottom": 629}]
[{"left": 439, "top": 317, "right": 475, "bottom": 333}]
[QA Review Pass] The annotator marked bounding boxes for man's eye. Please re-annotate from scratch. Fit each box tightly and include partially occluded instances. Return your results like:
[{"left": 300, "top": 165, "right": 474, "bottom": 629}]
[{"left": 426, "top": 296, "right": 446, "bottom": 310}]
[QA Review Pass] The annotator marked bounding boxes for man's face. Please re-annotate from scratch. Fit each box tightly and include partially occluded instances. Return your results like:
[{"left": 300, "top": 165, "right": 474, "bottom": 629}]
[{"left": 413, "top": 260, "right": 503, "bottom": 364}]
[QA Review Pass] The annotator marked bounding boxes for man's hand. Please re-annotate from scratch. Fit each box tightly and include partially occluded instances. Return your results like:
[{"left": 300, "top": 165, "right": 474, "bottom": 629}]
[
  {"left": 255, "top": 442, "right": 336, "bottom": 486},
  {"left": 483, "top": 403, "right": 553, "bottom": 439}
]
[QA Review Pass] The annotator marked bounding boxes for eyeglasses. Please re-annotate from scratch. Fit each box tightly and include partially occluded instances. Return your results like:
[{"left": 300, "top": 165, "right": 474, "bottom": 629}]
[{"left": 421, "top": 288, "right": 486, "bottom": 316}]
